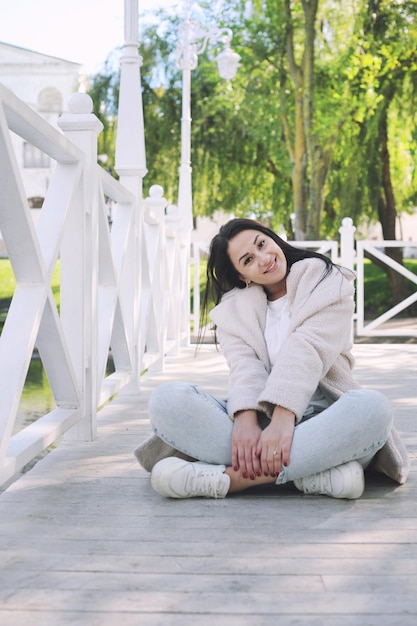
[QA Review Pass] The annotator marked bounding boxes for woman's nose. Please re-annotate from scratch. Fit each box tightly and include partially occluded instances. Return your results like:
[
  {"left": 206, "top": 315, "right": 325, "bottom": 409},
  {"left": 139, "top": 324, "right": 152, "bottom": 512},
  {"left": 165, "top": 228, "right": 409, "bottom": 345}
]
[{"left": 259, "top": 254, "right": 269, "bottom": 267}]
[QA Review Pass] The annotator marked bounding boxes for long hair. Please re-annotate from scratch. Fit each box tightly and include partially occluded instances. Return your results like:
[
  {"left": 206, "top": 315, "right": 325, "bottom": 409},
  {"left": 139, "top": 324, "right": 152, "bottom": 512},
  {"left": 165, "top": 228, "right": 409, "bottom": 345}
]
[{"left": 200, "top": 218, "right": 337, "bottom": 338}]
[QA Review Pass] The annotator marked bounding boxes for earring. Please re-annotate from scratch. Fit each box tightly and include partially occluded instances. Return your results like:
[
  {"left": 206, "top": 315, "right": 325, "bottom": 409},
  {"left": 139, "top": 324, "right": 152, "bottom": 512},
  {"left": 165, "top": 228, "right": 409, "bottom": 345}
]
[{"left": 245, "top": 280, "right": 251, "bottom": 289}]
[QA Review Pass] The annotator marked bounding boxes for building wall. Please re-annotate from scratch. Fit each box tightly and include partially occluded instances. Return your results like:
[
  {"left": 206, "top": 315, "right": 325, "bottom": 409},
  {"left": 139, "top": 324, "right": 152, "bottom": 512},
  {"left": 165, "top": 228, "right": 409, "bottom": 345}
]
[{"left": 0, "top": 42, "right": 81, "bottom": 256}]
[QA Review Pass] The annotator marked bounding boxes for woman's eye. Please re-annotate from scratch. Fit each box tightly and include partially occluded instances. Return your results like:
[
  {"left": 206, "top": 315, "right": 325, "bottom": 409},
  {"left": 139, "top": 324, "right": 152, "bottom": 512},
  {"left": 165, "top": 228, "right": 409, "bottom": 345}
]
[
  {"left": 244, "top": 256, "right": 252, "bottom": 265},
  {"left": 259, "top": 239, "right": 265, "bottom": 249}
]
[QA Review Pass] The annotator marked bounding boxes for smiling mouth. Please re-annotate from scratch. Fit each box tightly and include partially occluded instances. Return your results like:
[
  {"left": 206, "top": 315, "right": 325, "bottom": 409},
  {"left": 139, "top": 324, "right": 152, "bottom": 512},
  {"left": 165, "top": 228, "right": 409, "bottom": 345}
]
[{"left": 264, "top": 259, "right": 277, "bottom": 274}]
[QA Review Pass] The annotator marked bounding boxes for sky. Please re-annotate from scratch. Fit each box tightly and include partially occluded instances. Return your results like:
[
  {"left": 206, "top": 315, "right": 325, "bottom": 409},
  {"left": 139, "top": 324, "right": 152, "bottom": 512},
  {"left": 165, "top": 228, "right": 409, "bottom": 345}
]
[{"left": 0, "top": 0, "right": 179, "bottom": 73}]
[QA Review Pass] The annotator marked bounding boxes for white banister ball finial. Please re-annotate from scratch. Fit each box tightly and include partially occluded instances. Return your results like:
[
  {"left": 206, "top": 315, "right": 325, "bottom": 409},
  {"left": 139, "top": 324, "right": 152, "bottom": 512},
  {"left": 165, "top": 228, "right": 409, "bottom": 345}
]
[
  {"left": 68, "top": 93, "right": 94, "bottom": 114},
  {"left": 166, "top": 204, "right": 178, "bottom": 216},
  {"left": 149, "top": 185, "right": 164, "bottom": 198}
]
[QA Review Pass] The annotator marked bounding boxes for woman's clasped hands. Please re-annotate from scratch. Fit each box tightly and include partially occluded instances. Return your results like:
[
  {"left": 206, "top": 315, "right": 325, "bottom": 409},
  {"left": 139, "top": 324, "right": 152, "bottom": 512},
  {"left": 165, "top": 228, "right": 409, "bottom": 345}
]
[{"left": 232, "top": 407, "right": 295, "bottom": 480}]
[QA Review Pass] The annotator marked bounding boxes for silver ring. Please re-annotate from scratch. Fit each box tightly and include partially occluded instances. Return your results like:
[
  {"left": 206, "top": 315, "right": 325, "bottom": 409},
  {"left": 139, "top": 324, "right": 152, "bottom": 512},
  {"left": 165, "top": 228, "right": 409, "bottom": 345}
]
[{"left": 273, "top": 450, "right": 277, "bottom": 456}]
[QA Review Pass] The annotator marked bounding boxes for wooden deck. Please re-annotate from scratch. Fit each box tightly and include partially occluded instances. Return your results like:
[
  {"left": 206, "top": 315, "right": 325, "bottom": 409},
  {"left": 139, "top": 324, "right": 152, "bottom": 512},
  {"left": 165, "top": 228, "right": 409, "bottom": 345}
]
[{"left": 0, "top": 343, "right": 416, "bottom": 625}]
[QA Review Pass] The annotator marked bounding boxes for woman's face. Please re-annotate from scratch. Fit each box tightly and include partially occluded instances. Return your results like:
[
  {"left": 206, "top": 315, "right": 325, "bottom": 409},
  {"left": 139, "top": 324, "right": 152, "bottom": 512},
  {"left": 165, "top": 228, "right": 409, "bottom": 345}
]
[{"left": 227, "top": 229, "right": 288, "bottom": 300}]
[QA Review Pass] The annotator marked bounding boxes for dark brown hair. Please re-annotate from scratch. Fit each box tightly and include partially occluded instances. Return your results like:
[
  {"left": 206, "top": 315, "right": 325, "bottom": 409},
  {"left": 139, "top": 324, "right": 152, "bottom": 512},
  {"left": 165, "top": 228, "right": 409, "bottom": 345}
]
[{"left": 202, "top": 218, "right": 336, "bottom": 316}]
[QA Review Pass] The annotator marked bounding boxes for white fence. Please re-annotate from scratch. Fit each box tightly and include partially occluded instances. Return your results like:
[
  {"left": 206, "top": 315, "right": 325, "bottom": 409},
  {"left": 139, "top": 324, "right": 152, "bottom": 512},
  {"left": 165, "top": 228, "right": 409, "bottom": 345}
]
[
  {"left": 191, "top": 218, "right": 417, "bottom": 339},
  {"left": 356, "top": 240, "right": 417, "bottom": 337},
  {"left": 0, "top": 84, "right": 188, "bottom": 488}
]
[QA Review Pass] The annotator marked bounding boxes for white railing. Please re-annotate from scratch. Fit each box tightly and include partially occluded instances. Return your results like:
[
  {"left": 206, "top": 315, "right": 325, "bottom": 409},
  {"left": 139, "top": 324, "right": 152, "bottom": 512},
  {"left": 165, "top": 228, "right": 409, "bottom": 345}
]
[
  {"left": 356, "top": 241, "right": 417, "bottom": 337},
  {"left": 0, "top": 83, "right": 187, "bottom": 488},
  {"left": 191, "top": 218, "right": 417, "bottom": 339}
]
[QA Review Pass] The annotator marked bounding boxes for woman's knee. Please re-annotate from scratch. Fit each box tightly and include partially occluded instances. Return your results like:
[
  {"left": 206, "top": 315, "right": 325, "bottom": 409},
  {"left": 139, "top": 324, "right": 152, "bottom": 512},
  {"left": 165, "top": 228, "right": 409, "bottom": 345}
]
[
  {"left": 368, "top": 389, "right": 393, "bottom": 431},
  {"left": 149, "top": 382, "right": 194, "bottom": 421},
  {"left": 346, "top": 389, "right": 393, "bottom": 432}
]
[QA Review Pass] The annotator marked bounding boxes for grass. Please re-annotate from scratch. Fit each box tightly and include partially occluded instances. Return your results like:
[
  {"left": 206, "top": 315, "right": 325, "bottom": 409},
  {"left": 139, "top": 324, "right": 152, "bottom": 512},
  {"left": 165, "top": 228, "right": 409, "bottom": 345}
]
[
  {"left": 363, "top": 258, "right": 417, "bottom": 317},
  {"left": 0, "top": 259, "right": 17, "bottom": 299},
  {"left": 0, "top": 259, "right": 60, "bottom": 297},
  {"left": 0, "top": 259, "right": 60, "bottom": 330}
]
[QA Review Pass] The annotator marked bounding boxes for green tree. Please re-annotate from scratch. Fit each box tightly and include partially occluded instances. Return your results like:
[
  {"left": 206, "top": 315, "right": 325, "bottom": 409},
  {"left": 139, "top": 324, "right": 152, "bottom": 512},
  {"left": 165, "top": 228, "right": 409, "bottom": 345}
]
[
  {"left": 87, "top": 1, "right": 417, "bottom": 245},
  {"left": 341, "top": 0, "right": 417, "bottom": 302},
  {"left": 347, "top": 1, "right": 417, "bottom": 236},
  {"left": 215, "top": 0, "right": 359, "bottom": 238}
]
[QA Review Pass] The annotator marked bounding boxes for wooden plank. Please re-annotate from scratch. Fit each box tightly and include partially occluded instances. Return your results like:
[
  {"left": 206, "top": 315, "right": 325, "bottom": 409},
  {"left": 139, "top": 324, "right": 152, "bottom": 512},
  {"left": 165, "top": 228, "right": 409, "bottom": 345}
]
[{"left": 0, "top": 344, "right": 416, "bottom": 625}]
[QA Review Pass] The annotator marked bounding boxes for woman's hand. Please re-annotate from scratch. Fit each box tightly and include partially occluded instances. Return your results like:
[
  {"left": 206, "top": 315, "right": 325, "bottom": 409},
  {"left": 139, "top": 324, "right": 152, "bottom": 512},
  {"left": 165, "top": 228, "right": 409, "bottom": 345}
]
[
  {"left": 256, "top": 406, "right": 295, "bottom": 477},
  {"left": 232, "top": 410, "right": 262, "bottom": 480}
]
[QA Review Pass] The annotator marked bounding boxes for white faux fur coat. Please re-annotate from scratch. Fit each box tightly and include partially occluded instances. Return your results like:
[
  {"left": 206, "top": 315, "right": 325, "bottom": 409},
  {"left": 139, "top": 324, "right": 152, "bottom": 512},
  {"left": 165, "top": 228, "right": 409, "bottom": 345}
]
[
  {"left": 210, "top": 258, "right": 409, "bottom": 484},
  {"left": 210, "top": 258, "right": 357, "bottom": 421}
]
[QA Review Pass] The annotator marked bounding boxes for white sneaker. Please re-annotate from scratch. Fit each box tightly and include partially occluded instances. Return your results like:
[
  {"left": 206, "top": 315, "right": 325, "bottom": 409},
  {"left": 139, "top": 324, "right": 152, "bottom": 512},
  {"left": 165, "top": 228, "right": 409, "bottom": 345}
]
[
  {"left": 150, "top": 457, "right": 230, "bottom": 499},
  {"left": 294, "top": 460, "right": 365, "bottom": 499}
]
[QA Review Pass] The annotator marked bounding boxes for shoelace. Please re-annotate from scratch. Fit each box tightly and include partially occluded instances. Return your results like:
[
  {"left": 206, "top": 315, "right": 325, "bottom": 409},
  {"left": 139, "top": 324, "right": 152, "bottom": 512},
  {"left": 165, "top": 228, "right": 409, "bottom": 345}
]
[
  {"left": 190, "top": 469, "right": 224, "bottom": 498},
  {"left": 303, "top": 470, "right": 332, "bottom": 495}
]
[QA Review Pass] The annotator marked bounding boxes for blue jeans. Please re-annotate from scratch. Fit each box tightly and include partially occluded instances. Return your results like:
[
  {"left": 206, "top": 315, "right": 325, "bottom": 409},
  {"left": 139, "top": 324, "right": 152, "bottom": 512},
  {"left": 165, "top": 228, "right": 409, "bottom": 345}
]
[{"left": 148, "top": 383, "right": 393, "bottom": 483}]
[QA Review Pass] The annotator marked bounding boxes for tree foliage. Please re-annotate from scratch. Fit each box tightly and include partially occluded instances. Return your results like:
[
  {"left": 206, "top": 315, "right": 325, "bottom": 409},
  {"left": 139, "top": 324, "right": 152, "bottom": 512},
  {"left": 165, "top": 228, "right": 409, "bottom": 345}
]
[{"left": 87, "top": 0, "right": 417, "bottom": 241}]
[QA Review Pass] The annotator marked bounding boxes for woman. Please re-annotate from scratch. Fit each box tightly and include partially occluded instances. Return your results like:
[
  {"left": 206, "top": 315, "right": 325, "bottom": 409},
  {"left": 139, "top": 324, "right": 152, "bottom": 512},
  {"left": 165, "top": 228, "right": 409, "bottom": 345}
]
[{"left": 135, "top": 219, "right": 409, "bottom": 499}]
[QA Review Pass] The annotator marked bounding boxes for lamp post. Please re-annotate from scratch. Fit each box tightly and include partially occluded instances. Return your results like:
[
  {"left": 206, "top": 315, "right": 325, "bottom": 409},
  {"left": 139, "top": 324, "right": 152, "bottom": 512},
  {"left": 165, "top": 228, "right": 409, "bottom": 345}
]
[
  {"left": 175, "top": 1, "right": 240, "bottom": 344},
  {"left": 176, "top": 0, "right": 240, "bottom": 235}
]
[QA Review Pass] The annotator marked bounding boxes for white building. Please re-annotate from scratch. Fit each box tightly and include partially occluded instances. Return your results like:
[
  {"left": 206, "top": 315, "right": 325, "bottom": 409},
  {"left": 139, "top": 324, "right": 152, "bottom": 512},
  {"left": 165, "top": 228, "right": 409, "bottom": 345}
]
[{"left": 0, "top": 41, "right": 81, "bottom": 255}]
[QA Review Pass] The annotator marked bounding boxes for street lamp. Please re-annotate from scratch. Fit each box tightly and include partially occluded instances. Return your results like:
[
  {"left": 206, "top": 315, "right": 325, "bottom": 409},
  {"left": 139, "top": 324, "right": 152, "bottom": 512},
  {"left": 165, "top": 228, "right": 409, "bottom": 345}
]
[{"left": 176, "top": 0, "right": 240, "bottom": 234}]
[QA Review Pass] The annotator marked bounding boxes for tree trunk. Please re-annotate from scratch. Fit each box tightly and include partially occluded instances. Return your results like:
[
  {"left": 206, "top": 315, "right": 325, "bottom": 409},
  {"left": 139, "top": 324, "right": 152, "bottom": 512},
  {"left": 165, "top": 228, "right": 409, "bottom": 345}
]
[
  {"left": 307, "top": 145, "right": 326, "bottom": 238},
  {"left": 285, "top": 0, "right": 307, "bottom": 239},
  {"left": 302, "top": 0, "right": 321, "bottom": 239},
  {"left": 378, "top": 112, "right": 397, "bottom": 241},
  {"left": 286, "top": 0, "right": 329, "bottom": 240},
  {"left": 292, "top": 95, "right": 308, "bottom": 239},
  {"left": 377, "top": 109, "right": 408, "bottom": 306}
]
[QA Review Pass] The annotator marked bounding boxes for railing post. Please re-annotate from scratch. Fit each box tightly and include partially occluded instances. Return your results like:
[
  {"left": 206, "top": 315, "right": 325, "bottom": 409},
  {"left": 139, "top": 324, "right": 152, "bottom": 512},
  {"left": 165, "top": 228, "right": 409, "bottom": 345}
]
[
  {"left": 339, "top": 217, "right": 357, "bottom": 342},
  {"left": 339, "top": 217, "right": 356, "bottom": 271},
  {"left": 57, "top": 93, "right": 103, "bottom": 440},
  {"left": 165, "top": 204, "right": 182, "bottom": 352},
  {"left": 144, "top": 185, "right": 168, "bottom": 369},
  {"left": 191, "top": 241, "right": 201, "bottom": 337},
  {"left": 115, "top": 0, "right": 147, "bottom": 391}
]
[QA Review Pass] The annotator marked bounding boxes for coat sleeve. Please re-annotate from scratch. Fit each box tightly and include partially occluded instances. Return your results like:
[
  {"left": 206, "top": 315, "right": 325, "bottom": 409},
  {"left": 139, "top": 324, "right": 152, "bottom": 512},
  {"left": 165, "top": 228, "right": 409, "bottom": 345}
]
[
  {"left": 216, "top": 328, "right": 269, "bottom": 418},
  {"left": 258, "top": 260, "right": 356, "bottom": 421},
  {"left": 210, "top": 287, "right": 270, "bottom": 419}
]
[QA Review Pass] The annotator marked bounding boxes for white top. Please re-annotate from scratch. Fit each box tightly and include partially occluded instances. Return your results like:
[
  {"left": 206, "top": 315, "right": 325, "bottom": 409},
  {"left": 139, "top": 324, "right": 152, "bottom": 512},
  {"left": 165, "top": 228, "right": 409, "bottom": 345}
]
[
  {"left": 264, "top": 295, "right": 291, "bottom": 366},
  {"left": 264, "top": 294, "right": 329, "bottom": 417}
]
